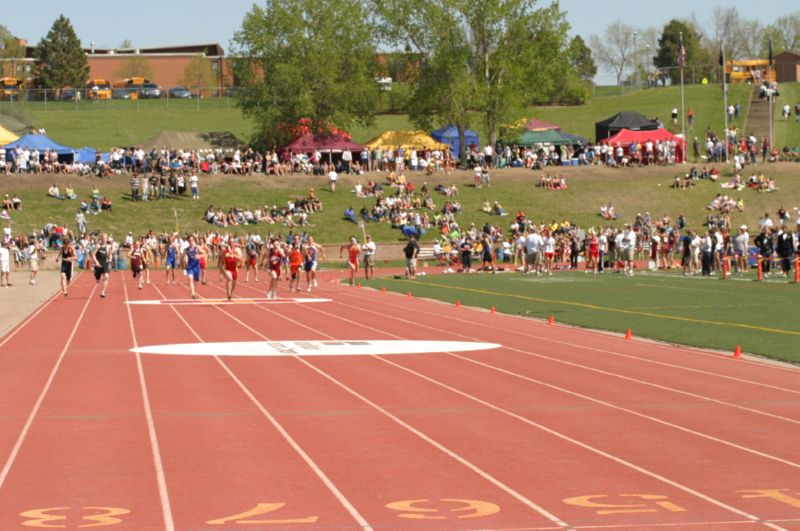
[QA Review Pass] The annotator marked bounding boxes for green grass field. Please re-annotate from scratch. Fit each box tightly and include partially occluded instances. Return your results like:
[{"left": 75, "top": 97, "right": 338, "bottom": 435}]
[
  {"left": 3, "top": 82, "right": 784, "bottom": 150},
  {"left": 775, "top": 82, "right": 800, "bottom": 149},
  {"left": 364, "top": 270, "right": 800, "bottom": 364},
  {"left": 2, "top": 163, "right": 799, "bottom": 244}
]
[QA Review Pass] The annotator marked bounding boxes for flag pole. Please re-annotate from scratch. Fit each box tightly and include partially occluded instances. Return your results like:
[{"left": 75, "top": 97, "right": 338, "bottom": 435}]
[
  {"left": 679, "top": 32, "right": 686, "bottom": 164},
  {"left": 721, "top": 45, "right": 729, "bottom": 167},
  {"left": 768, "top": 38, "right": 773, "bottom": 160}
]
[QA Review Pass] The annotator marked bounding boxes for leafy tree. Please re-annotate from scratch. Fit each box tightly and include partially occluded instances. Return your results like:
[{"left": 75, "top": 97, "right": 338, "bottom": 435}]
[
  {"left": 114, "top": 55, "right": 154, "bottom": 81},
  {"left": 119, "top": 39, "right": 133, "bottom": 49},
  {"left": 568, "top": 35, "right": 596, "bottom": 81},
  {"left": 33, "top": 15, "right": 89, "bottom": 89},
  {"left": 654, "top": 20, "right": 703, "bottom": 84},
  {"left": 0, "top": 24, "right": 24, "bottom": 79},
  {"left": 182, "top": 55, "right": 215, "bottom": 93},
  {"left": 376, "top": 0, "right": 576, "bottom": 150},
  {"left": 761, "top": 12, "right": 800, "bottom": 55},
  {"left": 589, "top": 20, "right": 637, "bottom": 86},
  {"left": 230, "top": 0, "right": 380, "bottom": 146}
]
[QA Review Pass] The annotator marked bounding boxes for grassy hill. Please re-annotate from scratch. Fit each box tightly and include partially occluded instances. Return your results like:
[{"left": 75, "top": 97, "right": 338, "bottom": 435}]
[
  {"left": 2, "top": 164, "right": 798, "bottom": 244},
  {"left": 0, "top": 83, "right": 777, "bottom": 151}
]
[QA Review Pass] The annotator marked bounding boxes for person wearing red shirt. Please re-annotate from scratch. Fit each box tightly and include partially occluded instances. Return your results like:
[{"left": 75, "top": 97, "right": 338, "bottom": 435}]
[{"left": 340, "top": 237, "right": 360, "bottom": 286}]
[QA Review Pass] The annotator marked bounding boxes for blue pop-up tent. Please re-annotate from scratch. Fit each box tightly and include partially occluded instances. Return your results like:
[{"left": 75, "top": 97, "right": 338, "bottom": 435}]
[
  {"left": 74, "top": 147, "right": 98, "bottom": 164},
  {"left": 4, "top": 133, "right": 74, "bottom": 154},
  {"left": 431, "top": 125, "right": 479, "bottom": 158}
]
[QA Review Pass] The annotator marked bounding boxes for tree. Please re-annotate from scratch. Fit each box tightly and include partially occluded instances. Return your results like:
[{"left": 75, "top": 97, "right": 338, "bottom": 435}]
[
  {"left": 568, "top": 35, "right": 596, "bottom": 81},
  {"left": 654, "top": 20, "right": 703, "bottom": 84},
  {"left": 0, "top": 23, "right": 24, "bottom": 78},
  {"left": 114, "top": 55, "right": 154, "bottom": 81},
  {"left": 33, "top": 15, "right": 89, "bottom": 89},
  {"left": 589, "top": 20, "right": 637, "bottom": 86},
  {"left": 183, "top": 55, "right": 215, "bottom": 91},
  {"left": 119, "top": 39, "right": 132, "bottom": 49},
  {"left": 762, "top": 12, "right": 800, "bottom": 55},
  {"left": 709, "top": 6, "right": 746, "bottom": 61},
  {"left": 230, "top": 0, "right": 380, "bottom": 146},
  {"left": 375, "top": 0, "right": 576, "bottom": 150}
]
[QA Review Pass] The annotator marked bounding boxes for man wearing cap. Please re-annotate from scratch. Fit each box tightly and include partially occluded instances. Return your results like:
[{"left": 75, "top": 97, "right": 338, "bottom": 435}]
[
  {"left": 621, "top": 224, "right": 637, "bottom": 276},
  {"left": 404, "top": 235, "right": 419, "bottom": 279}
]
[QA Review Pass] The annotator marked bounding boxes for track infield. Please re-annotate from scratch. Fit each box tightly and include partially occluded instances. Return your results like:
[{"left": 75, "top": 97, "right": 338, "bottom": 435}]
[{"left": 0, "top": 268, "right": 798, "bottom": 530}]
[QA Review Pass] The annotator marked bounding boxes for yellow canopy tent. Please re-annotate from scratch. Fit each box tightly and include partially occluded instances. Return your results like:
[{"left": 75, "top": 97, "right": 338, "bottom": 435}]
[
  {"left": 0, "top": 125, "right": 19, "bottom": 145},
  {"left": 365, "top": 130, "right": 450, "bottom": 151}
]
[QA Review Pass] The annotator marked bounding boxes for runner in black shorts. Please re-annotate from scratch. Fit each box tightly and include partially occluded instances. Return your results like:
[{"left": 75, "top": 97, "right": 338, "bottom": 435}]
[
  {"left": 59, "top": 239, "right": 77, "bottom": 296},
  {"left": 92, "top": 233, "right": 112, "bottom": 298}
]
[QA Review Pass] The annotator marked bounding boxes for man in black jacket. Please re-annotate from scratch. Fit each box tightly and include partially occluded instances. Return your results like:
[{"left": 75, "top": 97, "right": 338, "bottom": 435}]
[{"left": 776, "top": 226, "right": 795, "bottom": 278}]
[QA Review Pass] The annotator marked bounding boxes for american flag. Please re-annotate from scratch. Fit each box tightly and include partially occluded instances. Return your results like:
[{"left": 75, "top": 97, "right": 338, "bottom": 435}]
[{"left": 678, "top": 33, "right": 686, "bottom": 69}]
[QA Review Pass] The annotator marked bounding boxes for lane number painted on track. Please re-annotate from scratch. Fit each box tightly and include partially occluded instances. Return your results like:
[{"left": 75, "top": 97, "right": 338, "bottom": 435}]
[
  {"left": 385, "top": 499, "right": 500, "bottom": 520},
  {"left": 739, "top": 489, "right": 800, "bottom": 509},
  {"left": 20, "top": 507, "right": 130, "bottom": 528},
  {"left": 563, "top": 494, "right": 686, "bottom": 515},
  {"left": 206, "top": 503, "right": 318, "bottom": 525}
]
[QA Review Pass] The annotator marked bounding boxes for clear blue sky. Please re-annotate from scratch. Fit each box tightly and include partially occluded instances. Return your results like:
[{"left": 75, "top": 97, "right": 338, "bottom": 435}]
[{"left": 3, "top": 0, "right": 795, "bottom": 82}]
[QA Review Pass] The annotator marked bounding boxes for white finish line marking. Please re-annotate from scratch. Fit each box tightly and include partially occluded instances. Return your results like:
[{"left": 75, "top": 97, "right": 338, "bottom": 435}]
[
  {"left": 132, "top": 340, "right": 501, "bottom": 357},
  {"left": 126, "top": 297, "right": 332, "bottom": 306}
]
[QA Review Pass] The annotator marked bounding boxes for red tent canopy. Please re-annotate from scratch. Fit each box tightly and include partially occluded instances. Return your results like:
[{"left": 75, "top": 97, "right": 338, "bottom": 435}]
[
  {"left": 600, "top": 127, "right": 679, "bottom": 145},
  {"left": 599, "top": 128, "right": 686, "bottom": 162},
  {"left": 525, "top": 117, "right": 561, "bottom": 131},
  {"left": 283, "top": 133, "right": 365, "bottom": 153}
]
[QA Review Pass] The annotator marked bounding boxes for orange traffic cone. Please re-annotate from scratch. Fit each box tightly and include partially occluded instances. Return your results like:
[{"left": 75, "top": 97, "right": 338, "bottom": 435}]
[
  {"left": 547, "top": 316, "right": 555, "bottom": 326},
  {"left": 407, "top": 291, "right": 412, "bottom": 299},
  {"left": 381, "top": 287, "right": 387, "bottom": 293},
  {"left": 357, "top": 282, "right": 362, "bottom": 288},
  {"left": 455, "top": 299, "right": 461, "bottom": 308},
  {"left": 624, "top": 328, "right": 633, "bottom": 340},
  {"left": 490, "top": 306, "right": 496, "bottom": 315},
  {"left": 733, "top": 345, "right": 742, "bottom": 359}
]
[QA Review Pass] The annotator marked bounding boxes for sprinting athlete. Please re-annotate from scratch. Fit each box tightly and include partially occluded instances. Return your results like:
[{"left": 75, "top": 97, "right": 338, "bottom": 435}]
[
  {"left": 164, "top": 236, "right": 179, "bottom": 285},
  {"left": 129, "top": 240, "right": 147, "bottom": 290},
  {"left": 244, "top": 236, "right": 259, "bottom": 282},
  {"left": 267, "top": 237, "right": 285, "bottom": 299},
  {"left": 59, "top": 239, "right": 77, "bottom": 296},
  {"left": 92, "top": 233, "right": 112, "bottom": 297},
  {"left": 218, "top": 239, "right": 243, "bottom": 301},
  {"left": 288, "top": 236, "right": 303, "bottom": 292},
  {"left": 340, "top": 236, "right": 359, "bottom": 286},
  {"left": 199, "top": 239, "right": 209, "bottom": 285},
  {"left": 184, "top": 235, "right": 205, "bottom": 299},
  {"left": 303, "top": 235, "right": 325, "bottom": 292}
]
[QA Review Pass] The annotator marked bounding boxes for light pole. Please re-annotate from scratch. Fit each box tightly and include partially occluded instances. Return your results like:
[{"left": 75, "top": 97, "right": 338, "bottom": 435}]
[
  {"left": 645, "top": 44, "right": 651, "bottom": 88},
  {"left": 633, "top": 31, "right": 638, "bottom": 89}
]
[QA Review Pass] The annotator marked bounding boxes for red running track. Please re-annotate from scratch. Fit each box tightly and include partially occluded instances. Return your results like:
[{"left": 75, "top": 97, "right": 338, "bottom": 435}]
[{"left": 0, "top": 269, "right": 798, "bottom": 530}]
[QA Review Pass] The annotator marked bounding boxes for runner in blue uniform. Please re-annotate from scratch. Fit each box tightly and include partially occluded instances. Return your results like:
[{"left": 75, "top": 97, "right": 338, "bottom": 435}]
[
  {"left": 183, "top": 235, "right": 205, "bottom": 299},
  {"left": 164, "top": 236, "right": 179, "bottom": 285}
]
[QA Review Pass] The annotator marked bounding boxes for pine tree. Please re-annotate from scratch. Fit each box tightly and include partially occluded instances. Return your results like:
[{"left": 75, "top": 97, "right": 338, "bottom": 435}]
[{"left": 33, "top": 15, "right": 89, "bottom": 89}]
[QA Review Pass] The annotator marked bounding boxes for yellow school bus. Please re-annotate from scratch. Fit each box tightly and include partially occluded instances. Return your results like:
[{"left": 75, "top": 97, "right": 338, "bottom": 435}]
[
  {"left": 0, "top": 77, "right": 23, "bottom": 99},
  {"left": 87, "top": 79, "right": 113, "bottom": 100},
  {"left": 725, "top": 60, "right": 776, "bottom": 83}
]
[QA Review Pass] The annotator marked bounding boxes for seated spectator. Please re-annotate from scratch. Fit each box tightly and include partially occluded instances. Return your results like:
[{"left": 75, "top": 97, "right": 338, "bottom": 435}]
[
  {"left": 481, "top": 200, "right": 491, "bottom": 213},
  {"left": 80, "top": 199, "right": 89, "bottom": 212},
  {"left": 2, "top": 195, "right": 12, "bottom": 211},
  {"left": 492, "top": 201, "right": 507, "bottom": 216},
  {"left": 64, "top": 185, "right": 77, "bottom": 200},
  {"left": 11, "top": 194, "right": 21, "bottom": 210},
  {"left": 101, "top": 196, "right": 112, "bottom": 211},
  {"left": 48, "top": 184, "right": 64, "bottom": 199},
  {"left": 343, "top": 206, "right": 358, "bottom": 223}
]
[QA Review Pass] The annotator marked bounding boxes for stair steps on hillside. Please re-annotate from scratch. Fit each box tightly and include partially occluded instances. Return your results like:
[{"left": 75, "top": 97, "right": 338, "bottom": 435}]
[{"left": 745, "top": 85, "right": 773, "bottom": 141}]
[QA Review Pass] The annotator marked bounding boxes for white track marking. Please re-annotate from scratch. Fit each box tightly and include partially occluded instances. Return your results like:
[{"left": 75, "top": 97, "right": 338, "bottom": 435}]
[
  {"left": 132, "top": 339, "right": 499, "bottom": 357},
  {"left": 321, "top": 286, "right": 800, "bottom": 423},
  {"left": 199, "top": 297, "right": 572, "bottom": 530},
  {"left": 126, "top": 297, "right": 331, "bottom": 305},
  {"left": 0, "top": 287, "right": 63, "bottom": 350},
  {"left": 152, "top": 285, "right": 373, "bottom": 531},
  {"left": 0, "top": 282, "right": 96, "bottom": 492},
  {"left": 279, "top": 302, "right": 786, "bottom": 531},
  {"left": 123, "top": 278, "right": 175, "bottom": 531}
]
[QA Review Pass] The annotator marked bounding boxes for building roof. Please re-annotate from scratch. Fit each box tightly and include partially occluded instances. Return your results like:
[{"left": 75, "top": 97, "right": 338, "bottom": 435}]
[{"left": 25, "top": 43, "right": 224, "bottom": 59}]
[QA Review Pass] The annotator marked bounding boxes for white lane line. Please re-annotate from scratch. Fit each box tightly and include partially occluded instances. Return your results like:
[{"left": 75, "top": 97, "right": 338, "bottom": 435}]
[
  {"left": 201, "top": 295, "right": 572, "bottom": 530},
  {"left": 320, "top": 286, "right": 800, "bottom": 423},
  {"left": 152, "top": 285, "right": 373, "bottom": 531},
  {"left": 123, "top": 277, "right": 175, "bottom": 531},
  {"left": 0, "top": 282, "right": 68, "bottom": 349},
  {"left": 0, "top": 281, "right": 96, "bottom": 492},
  {"left": 289, "top": 302, "right": 786, "bottom": 531},
  {"left": 126, "top": 297, "right": 331, "bottom": 305}
]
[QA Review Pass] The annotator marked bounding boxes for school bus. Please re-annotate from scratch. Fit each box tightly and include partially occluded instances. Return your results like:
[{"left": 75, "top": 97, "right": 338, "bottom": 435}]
[
  {"left": 725, "top": 60, "right": 776, "bottom": 83},
  {"left": 87, "top": 79, "right": 113, "bottom": 100},
  {"left": 0, "top": 77, "right": 23, "bottom": 99}
]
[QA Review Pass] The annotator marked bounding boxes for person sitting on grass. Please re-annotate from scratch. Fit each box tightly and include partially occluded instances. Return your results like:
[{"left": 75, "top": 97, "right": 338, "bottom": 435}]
[
  {"left": 64, "top": 185, "right": 77, "bottom": 200},
  {"left": 101, "top": 196, "right": 112, "bottom": 211},
  {"left": 11, "top": 194, "right": 21, "bottom": 210},
  {"left": 48, "top": 184, "right": 64, "bottom": 200},
  {"left": 1, "top": 195, "right": 12, "bottom": 211},
  {"left": 481, "top": 200, "right": 491, "bottom": 213},
  {"left": 343, "top": 206, "right": 358, "bottom": 223},
  {"left": 492, "top": 201, "right": 507, "bottom": 216}
]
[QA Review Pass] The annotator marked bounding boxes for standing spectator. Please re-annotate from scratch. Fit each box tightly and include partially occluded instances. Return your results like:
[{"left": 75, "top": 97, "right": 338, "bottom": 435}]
[
  {"left": 782, "top": 103, "right": 791, "bottom": 121},
  {"left": 404, "top": 235, "right": 419, "bottom": 279},
  {"left": 75, "top": 211, "right": 86, "bottom": 235},
  {"left": 795, "top": 102, "right": 800, "bottom": 122},
  {"left": 341, "top": 149, "right": 352, "bottom": 174},
  {"left": 362, "top": 234, "right": 376, "bottom": 280},
  {"left": 0, "top": 241, "right": 10, "bottom": 287},
  {"left": 734, "top": 102, "right": 741, "bottom": 120},
  {"left": 671, "top": 107, "right": 678, "bottom": 126},
  {"left": 328, "top": 168, "right": 338, "bottom": 192},
  {"left": 190, "top": 174, "right": 199, "bottom": 199},
  {"left": 130, "top": 173, "right": 140, "bottom": 202}
]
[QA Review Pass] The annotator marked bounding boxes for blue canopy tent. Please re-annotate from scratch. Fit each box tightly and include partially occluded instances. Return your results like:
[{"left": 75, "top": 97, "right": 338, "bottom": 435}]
[
  {"left": 4, "top": 133, "right": 75, "bottom": 162},
  {"left": 431, "top": 125, "right": 479, "bottom": 158},
  {"left": 75, "top": 147, "right": 100, "bottom": 164}
]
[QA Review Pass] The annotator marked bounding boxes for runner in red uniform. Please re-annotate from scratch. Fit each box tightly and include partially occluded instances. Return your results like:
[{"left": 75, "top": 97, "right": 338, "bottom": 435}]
[
  {"left": 587, "top": 231, "right": 600, "bottom": 274},
  {"left": 339, "top": 237, "right": 360, "bottom": 286},
  {"left": 267, "top": 237, "right": 285, "bottom": 299},
  {"left": 288, "top": 235, "right": 303, "bottom": 292},
  {"left": 218, "top": 239, "right": 243, "bottom": 301},
  {"left": 199, "top": 240, "right": 209, "bottom": 285}
]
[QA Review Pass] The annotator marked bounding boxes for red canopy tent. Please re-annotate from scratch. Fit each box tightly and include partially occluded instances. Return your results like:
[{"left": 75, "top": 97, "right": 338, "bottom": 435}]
[
  {"left": 599, "top": 128, "right": 686, "bottom": 163},
  {"left": 283, "top": 134, "right": 365, "bottom": 154},
  {"left": 524, "top": 117, "right": 561, "bottom": 131}
]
